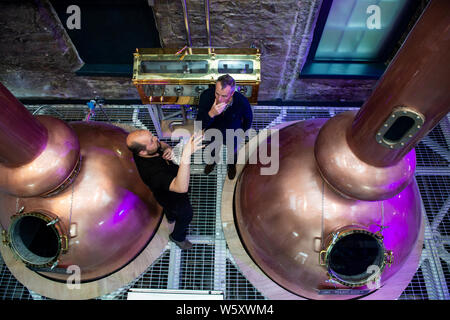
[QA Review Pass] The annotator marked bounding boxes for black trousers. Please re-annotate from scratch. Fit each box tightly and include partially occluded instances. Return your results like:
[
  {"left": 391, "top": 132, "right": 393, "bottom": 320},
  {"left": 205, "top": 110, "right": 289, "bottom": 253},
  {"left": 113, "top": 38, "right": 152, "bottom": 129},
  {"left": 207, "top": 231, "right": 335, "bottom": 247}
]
[
  {"left": 207, "top": 135, "right": 240, "bottom": 165},
  {"left": 162, "top": 194, "right": 193, "bottom": 242}
]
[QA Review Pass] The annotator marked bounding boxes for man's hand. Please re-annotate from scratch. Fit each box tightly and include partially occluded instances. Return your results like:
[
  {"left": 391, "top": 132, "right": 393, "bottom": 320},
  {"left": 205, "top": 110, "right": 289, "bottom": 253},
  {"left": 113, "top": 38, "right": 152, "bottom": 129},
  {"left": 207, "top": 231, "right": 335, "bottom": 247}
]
[
  {"left": 186, "top": 132, "right": 204, "bottom": 155},
  {"left": 208, "top": 100, "right": 227, "bottom": 118},
  {"left": 180, "top": 132, "right": 204, "bottom": 164},
  {"left": 162, "top": 147, "right": 174, "bottom": 161}
]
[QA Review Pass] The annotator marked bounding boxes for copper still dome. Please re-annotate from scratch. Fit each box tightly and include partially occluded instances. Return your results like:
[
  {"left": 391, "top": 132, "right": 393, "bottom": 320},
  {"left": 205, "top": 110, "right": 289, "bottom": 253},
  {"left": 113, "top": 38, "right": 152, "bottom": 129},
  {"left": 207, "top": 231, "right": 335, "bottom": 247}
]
[
  {"left": 229, "top": 0, "right": 449, "bottom": 300},
  {"left": 234, "top": 117, "right": 422, "bottom": 299},
  {"left": 0, "top": 82, "right": 165, "bottom": 298}
]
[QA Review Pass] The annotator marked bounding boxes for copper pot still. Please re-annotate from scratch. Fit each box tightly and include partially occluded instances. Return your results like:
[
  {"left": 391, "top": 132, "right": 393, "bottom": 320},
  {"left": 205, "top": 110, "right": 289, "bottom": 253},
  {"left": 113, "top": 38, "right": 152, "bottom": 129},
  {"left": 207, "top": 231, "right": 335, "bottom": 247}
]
[
  {"left": 234, "top": 0, "right": 449, "bottom": 300},
  {"left": 0, "top": 82, "right": 162, "bottom": 285}
]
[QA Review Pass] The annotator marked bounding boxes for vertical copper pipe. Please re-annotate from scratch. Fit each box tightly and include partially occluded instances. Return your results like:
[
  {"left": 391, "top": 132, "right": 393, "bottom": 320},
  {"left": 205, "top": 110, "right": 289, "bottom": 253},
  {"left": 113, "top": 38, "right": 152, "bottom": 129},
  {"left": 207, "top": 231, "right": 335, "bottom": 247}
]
[
  {"left": 181, "top": 0, "right": 193, "bottom": 48},
  {"left": 205, "top": 0, "right": 212, "bottom": 48},
  {"left": 348, "top": 0, "right": 450, "bottom": 167},
  {"left": 0, "top": 82, "right": 48, "bottom": 167}
]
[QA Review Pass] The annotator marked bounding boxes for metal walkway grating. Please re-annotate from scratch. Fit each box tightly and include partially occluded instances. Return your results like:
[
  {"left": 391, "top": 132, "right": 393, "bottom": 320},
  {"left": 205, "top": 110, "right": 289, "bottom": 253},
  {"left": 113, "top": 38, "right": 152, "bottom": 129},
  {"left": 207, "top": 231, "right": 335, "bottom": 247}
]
[
  {"left": 417, "top": 176, "right": 450, "bottom": 236},
  {"left": 0, "top": 104, "right": 448, "bottom": 300},
  {"left": 188, "top": 174, "right": 218, "bottom": 237},
  {"left": 225, "top": 259, "right": 265, "bottom": 300},
  {"left": 179, "top": 244, "right": 215, "bottom": 291},
  {"left": 131, "top": 250, "right": 171, "bottom": 291},
  {"left": 0, "top": 263, "right": 33, "bottom": 300},
  {"left": 398, "top": 267, "right": 429, "bottom": 300}
]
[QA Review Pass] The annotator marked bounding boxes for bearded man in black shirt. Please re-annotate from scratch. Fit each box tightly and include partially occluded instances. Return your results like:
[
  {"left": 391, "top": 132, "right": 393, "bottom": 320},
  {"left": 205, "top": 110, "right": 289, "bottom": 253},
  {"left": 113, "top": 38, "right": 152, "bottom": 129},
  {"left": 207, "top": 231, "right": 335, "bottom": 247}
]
[{"left": 126, "top": 130, "right": 203, "bottom": 250}]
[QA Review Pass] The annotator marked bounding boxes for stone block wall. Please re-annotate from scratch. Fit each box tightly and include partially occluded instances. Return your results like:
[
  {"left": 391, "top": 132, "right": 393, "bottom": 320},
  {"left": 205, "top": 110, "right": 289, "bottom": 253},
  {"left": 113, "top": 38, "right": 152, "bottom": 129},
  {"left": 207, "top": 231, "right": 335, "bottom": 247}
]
[{"left": 0, "top": 0, "right": 379, "bottom": 102}]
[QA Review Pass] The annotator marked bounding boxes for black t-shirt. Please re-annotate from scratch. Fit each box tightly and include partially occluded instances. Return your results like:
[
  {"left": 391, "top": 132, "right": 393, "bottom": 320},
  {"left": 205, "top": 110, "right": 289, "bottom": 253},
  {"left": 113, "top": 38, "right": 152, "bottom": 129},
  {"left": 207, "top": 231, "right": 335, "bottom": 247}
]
[{"left": 133, "top": 153, "right": 188, "bottom": 209}]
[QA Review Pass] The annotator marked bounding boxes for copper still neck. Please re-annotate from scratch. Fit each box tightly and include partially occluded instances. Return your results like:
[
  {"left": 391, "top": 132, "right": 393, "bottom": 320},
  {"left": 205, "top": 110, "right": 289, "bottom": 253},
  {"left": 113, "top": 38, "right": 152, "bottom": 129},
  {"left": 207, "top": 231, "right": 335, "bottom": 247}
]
[
  {"left": 0, "top": 82, "right": 48, "bottom": 167},
  {"left": 315, "top": 0, "right": 450, "bottom": 200},
  {"left": 348, "top": 0, "right": 450, "bottom": 167},
  {"left": 0, "top": 83, "right": 80, "bottom": 197}
]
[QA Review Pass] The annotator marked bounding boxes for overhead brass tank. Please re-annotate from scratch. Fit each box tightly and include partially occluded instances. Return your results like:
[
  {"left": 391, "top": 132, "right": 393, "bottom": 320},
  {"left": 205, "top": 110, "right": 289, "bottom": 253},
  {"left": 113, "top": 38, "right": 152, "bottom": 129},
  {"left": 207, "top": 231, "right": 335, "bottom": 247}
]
[
  {"left": 0, "top": 83, "right": 164, "bottom": 297},
  {"left": 230, "top": 0, "right": 450, "bottom": 300}
]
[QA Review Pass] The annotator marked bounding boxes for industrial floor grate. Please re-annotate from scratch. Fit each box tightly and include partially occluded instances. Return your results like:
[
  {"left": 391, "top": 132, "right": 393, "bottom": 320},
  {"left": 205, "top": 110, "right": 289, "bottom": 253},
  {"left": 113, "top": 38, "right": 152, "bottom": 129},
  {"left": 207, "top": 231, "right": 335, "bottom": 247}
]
[
  {"left": 0, "top": 104, "right": 448, "bottom": 300},
  {"left": 0, "top": 263, "right": 33, "bottom": 300},
  {"left": 225, "top": 259, "right": 265, "bottom": 300},
  {"left": 188, "top": 174, "right": 218, "bottom": 237},
  {"left": 398, "top": 267, "right": 429, "bottom": 300},
  {"left": 179, "top": 243, "right": 216, "bottom": 291}
]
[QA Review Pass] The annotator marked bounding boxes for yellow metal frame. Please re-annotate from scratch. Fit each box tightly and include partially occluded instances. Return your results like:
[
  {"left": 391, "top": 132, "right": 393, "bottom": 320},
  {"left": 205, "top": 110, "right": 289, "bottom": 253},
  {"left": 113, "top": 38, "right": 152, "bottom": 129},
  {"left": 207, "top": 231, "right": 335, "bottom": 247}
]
[{"left": 132, "top": 48, "right": 261, "bottom": 105}]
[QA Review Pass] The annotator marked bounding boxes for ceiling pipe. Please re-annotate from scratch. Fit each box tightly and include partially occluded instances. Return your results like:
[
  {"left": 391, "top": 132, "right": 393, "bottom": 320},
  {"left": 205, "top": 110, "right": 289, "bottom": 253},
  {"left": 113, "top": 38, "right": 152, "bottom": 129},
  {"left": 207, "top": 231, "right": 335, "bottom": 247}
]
[
  {"left": 181, "top": 0, "right": 193, "bottom": 54},
  {"left": 205, "top": 0, "right": 212, "bottom": 49}
]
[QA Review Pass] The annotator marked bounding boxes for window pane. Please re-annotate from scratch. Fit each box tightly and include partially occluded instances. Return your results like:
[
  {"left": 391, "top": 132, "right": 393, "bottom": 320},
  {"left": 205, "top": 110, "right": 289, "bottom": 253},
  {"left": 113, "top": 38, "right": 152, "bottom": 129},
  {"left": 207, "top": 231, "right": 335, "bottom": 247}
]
[{"left": 315, "top": 0, "right": 409, "bottom": 61}]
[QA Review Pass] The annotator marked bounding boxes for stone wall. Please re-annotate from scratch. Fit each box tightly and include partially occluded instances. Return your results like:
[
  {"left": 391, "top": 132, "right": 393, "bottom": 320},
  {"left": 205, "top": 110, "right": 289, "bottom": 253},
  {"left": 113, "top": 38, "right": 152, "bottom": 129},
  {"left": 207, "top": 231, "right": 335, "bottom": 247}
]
[
  {"left": 0, "top": 0, "right": 138, "bottom": 100},
  {"left": 0, "top": 0, "right": 377, "bottom": 102},
  {"left": 153, "top": 0, "right": 376, "bottom": 102}
]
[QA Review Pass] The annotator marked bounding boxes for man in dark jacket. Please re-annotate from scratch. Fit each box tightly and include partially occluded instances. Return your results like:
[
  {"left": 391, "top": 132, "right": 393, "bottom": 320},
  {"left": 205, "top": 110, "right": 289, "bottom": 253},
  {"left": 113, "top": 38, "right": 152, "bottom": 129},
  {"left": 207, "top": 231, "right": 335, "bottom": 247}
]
[
  {"left": 126, "top": 130, "right": 203, "bottom": 250},
  {"left": 196, "top": 74, "right": 253, "bottom": 179}
]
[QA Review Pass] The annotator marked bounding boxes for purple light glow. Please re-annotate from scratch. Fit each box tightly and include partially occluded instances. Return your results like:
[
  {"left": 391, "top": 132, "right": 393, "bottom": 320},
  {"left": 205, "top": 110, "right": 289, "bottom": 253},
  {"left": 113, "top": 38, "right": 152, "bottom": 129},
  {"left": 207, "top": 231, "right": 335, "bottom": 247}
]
[{"left": 111, "top": 191, "right": 140, "bottom": 224}]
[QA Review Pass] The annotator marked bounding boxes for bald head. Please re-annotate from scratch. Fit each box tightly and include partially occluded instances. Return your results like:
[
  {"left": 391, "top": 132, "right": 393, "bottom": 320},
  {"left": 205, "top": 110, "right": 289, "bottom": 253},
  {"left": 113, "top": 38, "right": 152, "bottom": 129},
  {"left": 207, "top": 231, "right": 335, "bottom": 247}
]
[{"left": 126, "top": 130, "right": 159, "bottom": 156}]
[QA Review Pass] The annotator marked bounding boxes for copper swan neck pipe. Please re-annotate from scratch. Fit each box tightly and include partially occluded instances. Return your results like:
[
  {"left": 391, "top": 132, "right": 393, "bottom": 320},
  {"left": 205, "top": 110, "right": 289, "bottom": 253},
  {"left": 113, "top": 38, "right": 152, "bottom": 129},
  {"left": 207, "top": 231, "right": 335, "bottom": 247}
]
[
  {"left": 315, "top": 0, "right": 450, "bottom": 200},
  {"left": 0, "top": 82, "right": 48, "bottom": 167},
  {"left": 0, "top": 82, "right": 80, "bottom": 197},
  {"left": 348, "top": 0, "right": 450, "bottom": 167}
]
